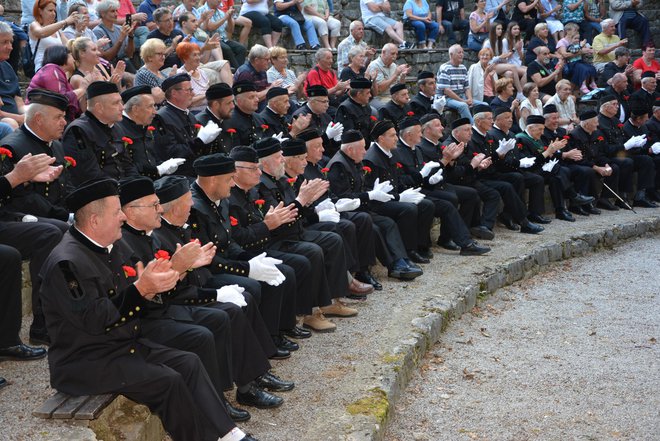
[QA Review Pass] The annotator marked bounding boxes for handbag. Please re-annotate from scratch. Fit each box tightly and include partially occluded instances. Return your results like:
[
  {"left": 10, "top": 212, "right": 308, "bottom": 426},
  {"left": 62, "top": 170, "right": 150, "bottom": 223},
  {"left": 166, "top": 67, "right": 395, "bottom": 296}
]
[
  {"left": 22, "top": 38, "right": 41, "bottom": 77},
  {"left": 285, "top": 6, "right": 307, "bottom": 28}
]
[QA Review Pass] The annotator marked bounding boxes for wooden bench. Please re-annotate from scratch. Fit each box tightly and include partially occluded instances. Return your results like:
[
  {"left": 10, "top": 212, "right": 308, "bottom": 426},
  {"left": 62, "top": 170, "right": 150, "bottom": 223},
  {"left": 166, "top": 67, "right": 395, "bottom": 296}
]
[{"left": 33, "top": 392, "right": 116, "bottom": 420}]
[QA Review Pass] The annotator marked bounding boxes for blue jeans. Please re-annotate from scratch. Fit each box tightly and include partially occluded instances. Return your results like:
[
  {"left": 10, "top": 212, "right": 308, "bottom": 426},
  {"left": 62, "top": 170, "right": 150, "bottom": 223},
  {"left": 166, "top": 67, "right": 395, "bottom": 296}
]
[
  {"left": 277, "top": 14, "right": 320, "bottom": 47},
  {"left": 444, "top": 97, "right": 487, "bottom": 123},
  {"left": 617, "top": 11, "right": 651, "bottom": 47},
  {"left": 409, "top": 20, "right": 439, "bottom": 43},
  {"left": 0, "top": 122, "right": 13, "bottom": 140},
  {"left": 467, "top": 33, "right": 487, "bottom": 51},
  {"left": 441, "top": 19, "right": 469, "bottom": 45}
]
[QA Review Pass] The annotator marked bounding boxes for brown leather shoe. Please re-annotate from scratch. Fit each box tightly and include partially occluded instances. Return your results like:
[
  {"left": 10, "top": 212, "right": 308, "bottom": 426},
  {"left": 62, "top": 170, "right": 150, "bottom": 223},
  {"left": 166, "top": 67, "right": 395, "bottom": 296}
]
[
  {"left": 349, "top": 278, "right": 374, "bottom": 295},
  {"left": 302, "top": 310, "right": 336, "bottom": 332},
  {"left": 320, "top": 300, "right": 358, "bottom": 318}
]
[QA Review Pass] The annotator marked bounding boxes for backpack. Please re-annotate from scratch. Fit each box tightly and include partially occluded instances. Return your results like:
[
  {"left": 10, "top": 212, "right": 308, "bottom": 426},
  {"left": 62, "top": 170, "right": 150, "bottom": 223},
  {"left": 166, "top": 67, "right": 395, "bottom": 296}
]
[{"left": 22, "top": 37, "right": 41, "bottom": 77}]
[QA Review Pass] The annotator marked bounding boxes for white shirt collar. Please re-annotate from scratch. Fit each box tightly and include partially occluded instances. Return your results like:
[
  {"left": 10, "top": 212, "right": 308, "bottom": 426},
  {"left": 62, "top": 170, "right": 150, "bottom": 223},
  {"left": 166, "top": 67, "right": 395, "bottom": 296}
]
[
  {"left": 375, "top": 142, "right": 392, "bottom": 158},
  {"left": 74, "top": 227, "right": 114, "bottom": 252},
  {"left": 168, "top": 100, "right": 189, "bottom": 114},
  {"left": 24, "top": 122, "right": 51, "bottom": 146},
  {"left": 472, "top": 125, "right": 487, "bottom": 137},
  {"left": 399, "top": 138, "right": 414, "bottom": 149}
]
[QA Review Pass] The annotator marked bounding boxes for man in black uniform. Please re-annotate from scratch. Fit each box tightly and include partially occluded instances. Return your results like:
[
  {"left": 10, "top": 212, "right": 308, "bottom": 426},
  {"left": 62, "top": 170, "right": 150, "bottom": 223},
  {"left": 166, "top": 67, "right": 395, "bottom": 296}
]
[
  {"left": 292, "top": 85, "right": 340, "bottom": 158},
  {"left": 116, "top": 86, "right": 185, "bottom": 180},
  {"left": 196, "top": 83, "right": 234, "bottom": 156},
  {"left": 409, "top": 71, "right": 438, "bottom": 118},
  {"left": 394, "top": 117, "right": 490, "bottom": 255},
  {"left": 622, "top": 103, "right": 659, "bottom": 207},
  {"left": 153, "top": 73, "right": 223, "bottom": 177},
  {"left": 219, "top": 81, "right": 267, "bottom": 151},
  {"left": 62, "top": 82, "right": 137, "bottom": 186},
  {"left": 378, "top": 84, "right": 412, "bottom": 129},
  {"left": 334, "top": 78, "right": 376, "bottom": 143},
  {"left": 39, "top": 178, "right": 256, "bottom": 441},
  {"left": 363, "top": 120, "right": 436, "bottom": 263},
  {"left": 254, "top": 138, "right": 356, "bottom": 330},
  {"left": 644, "top": 98, "right": 660, "bottom": 195},
  {"left": 2, "top": 89, "right": 72, "bottom": 225},
  {"left": 326, "top": 130, "right": 423, "bottom": 280},
  {"left": 630, "top": 71, "right": 658, "bottom": 117},
  {"left": 0, "top": 153, "right": 59, "bottom": 384},
  {"left": 603, "top": 73, "right": 632, "bottom": 123}
]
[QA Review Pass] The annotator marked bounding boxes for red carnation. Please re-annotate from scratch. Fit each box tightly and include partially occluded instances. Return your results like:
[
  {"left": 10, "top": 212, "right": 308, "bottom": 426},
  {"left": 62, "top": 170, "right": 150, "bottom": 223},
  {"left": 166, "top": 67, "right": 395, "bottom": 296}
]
[
  {"left": 441, "top": 145, "right": 446, "bottom": 150},
  {"left": 370, "top": 115, "right": 378, "bottom": 121},
  {"left": 563, "top": 135, "right": 570, "bottom": 140},
  {"left": 287, "top": 177, "right": 297, "bottom": 186},
  {"left": 194, "top": 124, "right": 203, "bottom": 130},
  {"left": 254, "top": 199, "right": 265, "bottom": 206},
  {"left": 597, "top": 136, "right": 604, "bottom": 141},
  {"left": 230, "top": 216, "right": 238, "bottom": 226},
  {"left": 473, "top": 152, "right": 479, "bottom": 156},
  {"left": 406, "top": 111, "right": 414, "bottom": 116},
  {"left": 147, "top": 126, "right": 156, "bottom": 132},
  {"left": 623, "top": 96, "right": 629, "bottom": 101},
  {"left": 261, "top": 124, "right": 269, "bottom": 130},
  {"left": 64, "top": 156, "right": 76, "bottom": 168},
  {"left": 154, "top": 249, "right": 171, "bottom": 260},
  {"left": 362, "top": 165, "right": 372, "bottom": 175},
  {"left": 0, "top": 147, "right": 12, "bottom": 160},
  {"left": 321, "top": 167, "right": 330, "bottom": 176},
  {"left": 487, "top": 139, "right": 494, "bottom": 144},
  {"left": 121, "top": 136, "right": 133, "bottom": 145},
  {"left": 517, "top": 143, "right": 523, "bottom": 149},
  {"left": 122, "top": 265, "right": 137, "bottom": 278},
  {"left": 617, "top": 123, "right": 624, "bottom": 129},
  {"left": 543, "top": 146, "right": 548, "bottom": 151},
  {"left": 226, "top": 128, "right": 237, "bottom": 134}
]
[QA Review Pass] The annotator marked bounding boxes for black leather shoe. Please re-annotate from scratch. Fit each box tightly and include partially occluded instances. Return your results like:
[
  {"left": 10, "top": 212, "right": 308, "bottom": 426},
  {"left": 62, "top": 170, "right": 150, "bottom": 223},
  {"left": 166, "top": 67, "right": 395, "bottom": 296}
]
[
  {"left": 0, "top": 377, "right": 6, "bottom": 389},
  {"left": 555, "top": 209, "right": 575, "bottom": 222},
  {"left": 633, "top": 195, "right": 658, "bottom": 208},
  {"left": 570, "top": 193, "right": 595, "bottom": 206},
  {"left": 354, "top": 270, "right": 382, "bottom": 290},
  {"left": 408, "top": 250, "right": 430, "bottom": 264},
  {"left": 236, "top": 384, "right": 284, "bottom": 409},
  {"left": 28, "top": 328, "right": 50, "bottom": 346},
  {"left": 403, "top": 258, "right": 422, "bottom": 271},
  {"left": 388, "top": 258, "right": 423, "bottom": 280},
  {"left": 469, "top": 226, "right": 495, "bottom": 240},
  {"left": 460, "top": 242, "right": 490, "bottom": 256},
  {"left": 596, "top": 198, "right": 619, "bottom": 211},
  {"left": 437, "top": 238, "right": 460, "bottom": 250},
  {"left": 498, "top": 215, "right": 520, "bottom": 231},
  {"left": 568, "top": 205, "right": 589, "bottom": 216},
  {"left": 417, "top": 248, "right": 434, "bottom": 260},
  {"left": 528, "top": 214, "right": 551, "bottom": 224},
  {"left": 241, "top": 435, "right": 259, "bottom": 441},
  {"left": 269, "top": 348, "right": 291, "bottom": 360},
  {"left": 0, "top": 343, "right": 47, "bottom": 361},
  {"left": 282, "top": 326, "right": 312, "bottom": 339},
  {"left": 585, "top": 203, "right": 601, "bottom": 215},
  {"left": 223, "top": 399, "right": 251, "bottom": 422},
  {"left": 520, "top": 221, "right": 544, "bottom": 234},
  {"left": 256, "top": 372, "right": 295, "bottom": 392},
  {"left": 274, "top": 335, "right": 299, "bottom": 352}
]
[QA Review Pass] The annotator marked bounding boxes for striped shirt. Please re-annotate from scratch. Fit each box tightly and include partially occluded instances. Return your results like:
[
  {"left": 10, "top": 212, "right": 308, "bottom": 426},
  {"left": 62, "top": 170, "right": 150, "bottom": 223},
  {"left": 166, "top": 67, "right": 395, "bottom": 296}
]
[{"left": 436, "top": 62, "right": 468, "bottom": 98}]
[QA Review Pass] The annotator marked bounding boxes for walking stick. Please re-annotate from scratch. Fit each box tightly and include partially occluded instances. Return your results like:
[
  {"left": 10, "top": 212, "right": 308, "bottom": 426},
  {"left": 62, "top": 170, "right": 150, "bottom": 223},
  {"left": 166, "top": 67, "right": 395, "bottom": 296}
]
[{"left": 602, "top": 181, "right": 637, "bottom": 214}]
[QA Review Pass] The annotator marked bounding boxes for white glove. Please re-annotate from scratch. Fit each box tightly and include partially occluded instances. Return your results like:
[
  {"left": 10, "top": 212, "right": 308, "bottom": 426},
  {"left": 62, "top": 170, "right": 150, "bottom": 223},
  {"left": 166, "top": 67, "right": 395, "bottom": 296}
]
[
  {"left": 197, "top": 121, "right": 222, "bottom": 144},
  {"left": 157, "top": 158, "right": 186, "bottom": 176},
  {"left": 248, "top": 252, "right": 286, "bottom": 286},
  {"left": 519, "top": 157, "right": 536, "bottom": 168},
  {"left": 317, "top": 208, "right": 340, "bottom": 223},
  {"left": 399, "top": 187, "right": 425, "bottom": 204},
  {"left": 314, "top": 198, "right": 335, "bottom": 213},
  {"left": 432, "top": 95, "right": 446, "bottom": 112},
  {"left": 22, "top": 214, "right": 38, "bottom": 223},
  {"left": 67, "top": 213, "right": 74, "bottom": 225},
  {"left": 496, "top": 138, "right": 515, "bottom": 156},
  {"left": 420, "top": 161, "right": 440, "bottom": 178},
  {"left": 216, "top": 284, "right": 247, "bottom": 307},
  {"left": 325, "top": 122, "right": 344, "bottom": 141},
  {"left": 367, "top": 178, "right": 394, "bottom": 202},
  {"left": 273, "top": 132, "right": 289, "bottom": 143},
  {"left": 335, "top": 198, "right": 361, "bottom": 212},
  {"left": 651, "top": 142, "right": 660, "bottom": 155},
  {"left": 542, "top": 158, "right": 559, "bottom": 173},
  {"left": 428, "top": 167, "right": 444, "bottom": 185},
  {"left": 624, "top": 134, "right": 646, "bottom": 150}
]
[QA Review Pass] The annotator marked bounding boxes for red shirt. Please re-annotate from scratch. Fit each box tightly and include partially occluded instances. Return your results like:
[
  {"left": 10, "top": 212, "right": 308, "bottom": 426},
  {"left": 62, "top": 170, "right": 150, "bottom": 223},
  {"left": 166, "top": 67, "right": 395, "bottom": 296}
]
[
  {"left": 304, "top": 65, "right": 338, "bottom": 95},
  {"left": 632, "top": 57, "right": 660, "bottom": 74},
  {"left": 220, "top": 0, "right": 235, "bottom": 12},
  {"left": 117, "top": 0, "right": 136, "bottom": 18}
]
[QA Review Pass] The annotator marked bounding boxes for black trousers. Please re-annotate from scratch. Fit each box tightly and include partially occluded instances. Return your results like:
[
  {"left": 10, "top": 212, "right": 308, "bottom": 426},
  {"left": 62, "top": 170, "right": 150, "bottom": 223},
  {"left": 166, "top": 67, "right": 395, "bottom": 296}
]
[
  {"left": 372, "top": 199, "right": 434, "bottom": 252},
  {"left": 0, "top": 244, "right": 22, "bottom": 347},
  {"left": 630, "top": 154, "right": 656, "bottom": 191},
  {"left": 266, "top": 249, "right": 313, "bottom": 316},
  {"left": 481, "top": 178, "right": 529, "bottom": 224},
  {"left": 652, "top": 155, "right": 660, "bottom": 189},
  {"left": 123, "top": 344, "right": 236, "bottom": 441},
  {"left": 542, "top": 166, "right": 573, "bottom": 210},
  {"left": 0, "top": 221, "right": 62, "bottom": 331},
  {"left": 342, "top": 211, "right": 376, "bottom": 271},
  {"left": 589, "top": 163, "right": 620, "bottom": 198},
  {"left": 221, "top": 40, "right": 247, "bottom": 69},
  {"left": 423, "top": 191, "right": 472, "bottom": 247},
  {"left": 494, "top": 171, "right": 544, "bottom": 215},
  {"left": 442, "top": 183, "right": 480, "bottom": 228},
  {"left": 370, "top": 212, "right": 407, "bottom": 267},
  {"left": 565, "top": 163, "right": 597, "bottom": 196},
  {"left": 467, "top": 181, "right": 501, "bottom": 229}
]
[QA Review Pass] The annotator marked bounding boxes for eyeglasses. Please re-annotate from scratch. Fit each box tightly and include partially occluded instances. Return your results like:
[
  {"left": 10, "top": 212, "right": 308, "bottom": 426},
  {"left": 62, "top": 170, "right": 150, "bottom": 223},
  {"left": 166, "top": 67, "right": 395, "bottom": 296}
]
[
  {"left": 236, "top": 165, "right": 260, "bottom": 172},
  {"left": 128, "top": 202, "right": 161, "bottom": 210},
  {"left": 154, "top": 52, "right": 166, "bottom": 57}
]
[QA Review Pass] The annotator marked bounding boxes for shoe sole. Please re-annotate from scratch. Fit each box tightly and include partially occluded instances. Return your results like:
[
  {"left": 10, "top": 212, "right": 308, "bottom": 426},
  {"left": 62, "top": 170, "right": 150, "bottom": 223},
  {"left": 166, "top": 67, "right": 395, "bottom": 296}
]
[
  {"left": 320, "top": 311, "right": 358, "bottom": 318},
  {"left": 236, "top": 398, "right": 284, "bottom": 409},
  {"left": 282, "top": 332, "right": 312, "bottom": 340},
  {"left": 460, "top": 249, "right": 490, "bottom": 256},
  {"left": 228, "top": 413, "right": 251, "bottom": 422},
  {"left": 269, "top": 354, "right": 291, "bottom": 360},
  {"left": 28, "top": 337, "right": 50, "bottom": 346},
  {"left": 388, "top": 271, "right": 423, "bottom": 280},
  {"left": 302, "top": 323, "right": 336, "bottom": 333},
  {"left": 257, "top": 383, "right": 295, "bottom": 392},
  {"left": 470, "top": 229, "right": 495, "bottom": 240}
]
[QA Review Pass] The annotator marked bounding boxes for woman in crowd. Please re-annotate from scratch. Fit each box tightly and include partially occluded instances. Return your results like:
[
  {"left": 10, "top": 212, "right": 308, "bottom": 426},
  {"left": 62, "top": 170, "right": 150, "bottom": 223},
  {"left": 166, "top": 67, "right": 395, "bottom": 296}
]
[
  {"left": 484, "top": 21, "right": 525, "bottom": 97},
  {"left": 556, "top": 22, "right": 597, "bottom": 94},
  {"left": 29, "top": 0, "right": 79, "bottom": 71},
  {"left": 221, "top": 0, "right": 254, "bottom": 46},
  {"left": 402, "top": 0, "right": 439, "bottom": 49},
  {"left": 239, "top": 0, "right": 283, "bottom": 48},
  {"left": 511, "top": 0, "right": 540, "bottom": 42},
  {"left": 525, "top": 22, "right": 557, "bottom": 66},
  {"left": 69, "top": 37, "right": 124, "bottom": 90},
  {"left": 303, "top": 0, "right": 341, "bottom": 49},
  {"left": 26, "top": 44, "right": 84, "bottom": 121},
  {"left": 519, "top": 82, "right": 543, "bottom": 130},
  {"left": 490, "top": 77, "right": 521, "bottom": 132},
  {"left": 267, "top": 46, "right": 306, "bottom": 99},
  {"left": 468, "top": 0, "right": 493, "bottom": 52},
  {"left": 176, "top": 42, "right": 211, "bottom": 113},
  {"left": 134, "top": 38, "right": 173, "bottom": 104},
  {"left": 538, "top": 0, "right": 563, "bottom": 41},
  {"left": 178, "top": 13, "right": 226, "bottom": 66},
  {"left": 339, "top": 46, "right": 368, "bottom": 81},
  {"left": 468, "top": 47, "right": 498, "bottom": 103},
  {"left": 632, "top": 45, "right": 660, "bottom": 84}
]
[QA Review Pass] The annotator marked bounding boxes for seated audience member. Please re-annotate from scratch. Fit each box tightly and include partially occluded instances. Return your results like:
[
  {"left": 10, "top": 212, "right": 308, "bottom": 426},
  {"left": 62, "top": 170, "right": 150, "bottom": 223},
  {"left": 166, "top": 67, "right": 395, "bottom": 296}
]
[
  {"left": 622, "top": 103, "right": 660, "bottom": 206},
  {"left": 272, "top": 0, "right": 320, "bottom": 51},
  {"left": 302, "top": 0, "right": 340, "bottom": 49},
  {"left": 632, "top": 46, "right": 660, "bottom": 85},
  {"left": 218, "top": 0, "right": 254, "bottom": 46},
  {"left": 511, "top": 0, "right": 540, "bottom": 43},
  {"left": 609, "top": 0, "right": 651, "bottom": 49},
  {"left": 582, "top": 0, "right": 605, "bottom": 43},
  {"left": 177, "top": 12, "right": 224, "bottom": 62},
  {"left": 598, "top": 46, "right": 634, "bottom": 88},
  {"left": 337, "top": 20, "right": 376, "bottom": 72},
  {"left": 29, "top": 0, "right": 75, "bottom": 72},
  {"left": 137, "top": 0, "right": 161, "bottom": 30},
  {"left": 466, "top": 0, "right": 492, "bottom": 52},
  {"left": 490, "top": 77, "right": 522, "bottom": 132},
  {"left": 519, "top": 82, "right": 544, "bottom": 131},
  {"left": 238, "top": 0, "right": 283, "bottom": 48},
  {"left": 555, "top": 22, "right": 598, "bottom": 94},
  {"left": 291, "top": 85, "right": 334, "bottom": 153},
  {"left": 366, "top": 43, "right": 410, "bottom": 109},
  {"left": 177, "top": 41, "right": 233, "bottom": 110},
  {"left": 62, "top": 3, "right": 101, "bottom": 43},
  {"left": 359, "top": 0, "right": 413, "bottom": 49},
  {"left": 196, "top": 83, "right": 236, "bottom": 156},
  {"left": 198, "top": 0, "right": 248, "bottom": 69},
  {"left": 527, "top": 45, "right": 564, "bottom": 103},
  {"left": 546, "top": 79, "right": 579, "bottom": 130},
  {"left": 234, "top": 44, "right": 281, "bottom": 109},
  {"left": 436, "top": 44, "right": 486, "bottom": 122},
  {"left": 484, "top": 21, "right": 526, "bottom": 97},
  {"left": 267, "top": 46, "right": 306, "bottom": 100},
  {"left": 69, "top": 37, "right": 123, "bottom": 89},
  {"left": 604, "top": 73, "right": 633, "bottom": 122},
  {"left": 538, "top": 0, "right": 563, "bottom": 40},
  {"left": 435, "top": 0, "right": 469, "bottom": 46},
  {"left": 467, "top": 47, "right": 497, "bottom": 104},
  {"left": 0, "top": 23, "right": 22, "bottom": 135},
  {"left": 486, "top": 0, "right": 511, "bottom": 27},
  {"left": 525, "top": 22, "right": 557, "bottom": 66},
  {"left": 306, "top": 48, "right": 350, "bottom": 109},
  {"left": 378, "top": 84, "right": 411, "bottom": 128},
  {"left": 147, "top": 7, "right": 186, "bottom": 69},
  {"left": 592, "top": 18, "right": 626, "bottom": 73},
  {"left": 339, "top": 46, "right": 368, "bottom": 82},
  {"left": 117, "top": 0, "right": 149, "bottom": 48},
  {"left": 94, "top": 0, "right": 136, "bottom": 70},
  {"left": 134, "top": 38, "right": 171, "bottom": 103},
  {"left": 403, "top": 0, "right": 439, "bottom": 50}
]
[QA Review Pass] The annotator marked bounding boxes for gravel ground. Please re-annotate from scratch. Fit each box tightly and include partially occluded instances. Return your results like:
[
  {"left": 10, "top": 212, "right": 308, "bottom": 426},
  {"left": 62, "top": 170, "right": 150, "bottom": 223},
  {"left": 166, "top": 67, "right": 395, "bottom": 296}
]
[
  {"left": 0, "top": 208, "right": 658, "bottom": 441},
  {"left": 385, "top": 237, "right": 660, "bottom": 441}
]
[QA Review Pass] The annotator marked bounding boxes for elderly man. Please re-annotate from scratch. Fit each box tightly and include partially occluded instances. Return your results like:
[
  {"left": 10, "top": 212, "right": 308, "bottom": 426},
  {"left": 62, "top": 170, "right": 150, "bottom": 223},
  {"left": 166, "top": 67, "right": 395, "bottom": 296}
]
[
  {"left": 360, "top": 0, "right": 413, "bottom": 49},
  {"left": 527, "top": 46, "right": 565, "bottom": 104},
  {"left": 220, "top": 81, "right": 267, "bottom": 150},
  {"left": 63, "top": 81, "right": 137, "bottom": 186},
  {"left": 334, "top": 78, "right": 376, "bottom": 143},
  {"left": 609, "top": 0, "right": 651, "bottom": 48},
  {"left": 394, "top": 117, "right": 490, "bottom": 255},
  {"left": 234, "top": 44, "right": 282, "bottom": 108},
  {"left": 40, "top": 178, "right": 256, "bottom": 441},
  {"left": 366, "top": 43, "right": 410, "bottom": 109},
  {"left": 152, "top": 73, "right": 222, "bottom": 177},
  {"left": 0, "top": 22, "right": 23, "bottom": 136},
  {"left": 146, "top": 7, "right": 189, "bottom": 68},
  {"left": 291, "top": 85, "right": 336, "bottom": 153},
  {"left": 592, "top": 18, "right": 627, "bottom": 72},
  {"left": 259, "top": 87, "right": 309, "bottom": 139},
  {"left": 598, "top": 46, "right": 634, "bottom": 88},
  {"left": 436, "top": 45, "right": 486, "bottom": 122},
  {"left": 364, "top": 120, "right": 435, "bottom": 263},
  {"left": 546, "top": 80, "right": 579, "bottom": 130},
  {"left": 644, "top": 99, "right": 660, "bottom": 195},
  {"left": 305, "top": 48, "right": 349, "bottom": 109},
  {"left": 337, "top": 20, "right": 376, "bottom": 71},
  {"left": 94, "top": 0, "right": 136, "bottom": 68},
  {"left": 604, "top": 72, "right": 633, "bottom": 122},
  {"left": 630, "top": 71, "right": 658, "bottom": 117},
  {"left": 622, "top": 103, "right": 660, "bottom": 206},
  {"left": 378, "top": 84, "right": 411, "bottom": 129}
]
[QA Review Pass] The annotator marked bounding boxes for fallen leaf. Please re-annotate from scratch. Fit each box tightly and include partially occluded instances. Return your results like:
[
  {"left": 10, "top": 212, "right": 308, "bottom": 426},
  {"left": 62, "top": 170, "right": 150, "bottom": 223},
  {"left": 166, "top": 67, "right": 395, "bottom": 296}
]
[{"left": 480, "top": 328, "right": 491, "bottom": 338}]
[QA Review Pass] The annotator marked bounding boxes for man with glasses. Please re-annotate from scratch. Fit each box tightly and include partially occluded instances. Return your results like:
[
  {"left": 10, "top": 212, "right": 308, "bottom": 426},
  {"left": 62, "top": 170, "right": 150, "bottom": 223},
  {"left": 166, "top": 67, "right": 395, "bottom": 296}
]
[
  {"left": 259, "top": 86, "right": 311, "bottom": 139},
  {"left": 94, "top": 0, "right": 136, "bottom": 70},
  {"left": 234, "top": 44, "right": 284, "bottom": 111},
  {"left": 147, "top": 7, "right": 186, "bottom": 69},
  {"left": 153, "top": 73, "right": 223, "bottom": 177}
]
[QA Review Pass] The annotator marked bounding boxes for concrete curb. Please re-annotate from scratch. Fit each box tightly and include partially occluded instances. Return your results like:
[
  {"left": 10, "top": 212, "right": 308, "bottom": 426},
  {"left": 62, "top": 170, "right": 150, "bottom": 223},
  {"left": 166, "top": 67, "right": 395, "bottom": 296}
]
[{"left": 341, "top": 216, "right": 660, "bottom": 441}]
